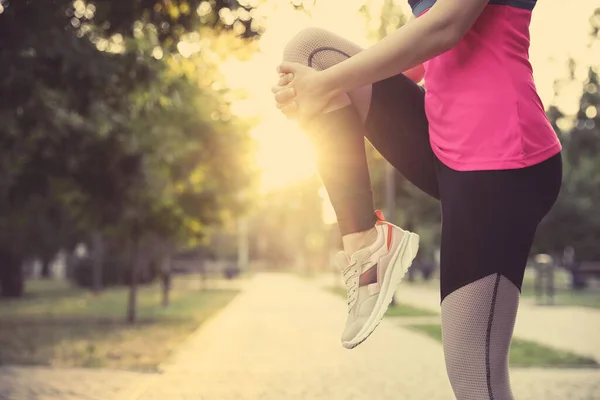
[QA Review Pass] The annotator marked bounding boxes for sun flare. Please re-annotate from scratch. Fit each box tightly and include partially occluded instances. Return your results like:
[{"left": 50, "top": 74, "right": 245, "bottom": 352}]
[{"left": 250, "top": 118, "right": 317, "bottom": 193}]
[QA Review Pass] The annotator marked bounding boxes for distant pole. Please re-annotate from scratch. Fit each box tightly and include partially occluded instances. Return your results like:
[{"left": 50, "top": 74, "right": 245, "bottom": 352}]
[
  {"left": 91, "top": 233, "right": 104, "bottom": 294},
  {"left": 385, "top": 163, "right": 396, "bottom": 223},
  {"left": 237, "top": 217, "right": 249, "bottom": 272},
  {"left": 385, "top": 162, "right": 397, "bottom": 306},
  {"left": 127, "top": 236, "right": 141, "bottom": 324}
]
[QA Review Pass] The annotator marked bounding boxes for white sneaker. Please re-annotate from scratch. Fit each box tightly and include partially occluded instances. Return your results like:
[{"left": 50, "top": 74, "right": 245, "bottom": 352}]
[{"left": 336, "top": 210, "right": 419, "bottom": 349}]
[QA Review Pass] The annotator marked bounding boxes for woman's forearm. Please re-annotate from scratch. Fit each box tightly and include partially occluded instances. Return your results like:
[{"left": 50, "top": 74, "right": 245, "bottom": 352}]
[{"left": 320, "top": 14, "right": 457, "bottom": 97}]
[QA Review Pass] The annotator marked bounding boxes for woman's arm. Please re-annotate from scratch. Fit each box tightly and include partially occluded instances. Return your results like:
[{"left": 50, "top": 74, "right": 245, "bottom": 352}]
[
  {"left": 402, "top": 15, "right": 425, "bottom": 83},
  {"left": 320, "top": 0, "right": 489, "bottom": 97}
]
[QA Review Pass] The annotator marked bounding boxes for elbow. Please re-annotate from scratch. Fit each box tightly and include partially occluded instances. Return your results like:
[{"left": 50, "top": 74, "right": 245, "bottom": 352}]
[
  {"left": 448, "top": 23, "right": 468, "bottom": 47},
  {"left": 440, "top": 24, "right": 464, "bottom": 51},
  {"left": 432, "top": 18, "right": 467, "bottom": 51}
]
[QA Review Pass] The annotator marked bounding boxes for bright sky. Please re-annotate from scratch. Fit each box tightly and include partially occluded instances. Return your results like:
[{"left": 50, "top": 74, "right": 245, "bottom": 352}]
[{"left": 220, "top": 0, "right": 599, "bottom": 222}]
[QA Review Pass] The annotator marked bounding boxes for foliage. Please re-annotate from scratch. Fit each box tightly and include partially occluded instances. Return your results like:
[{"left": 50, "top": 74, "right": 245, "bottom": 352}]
[
  {"left": 535, "top": 65, "right": 600, "bottom": 260},
  {"left": 0, "top": 0, "right": 263, "bottom": 296},
  {"left": 248, "top": 176, "right": 335, "bottom": 270}
]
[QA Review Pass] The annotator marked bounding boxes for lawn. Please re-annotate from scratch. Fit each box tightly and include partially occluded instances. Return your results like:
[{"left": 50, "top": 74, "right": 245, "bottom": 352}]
[
  {"left": 405, "top": 268, "right": 600, "bottom": 309},
  {"left": 408, "top": 324, "right": 598, "bottom": 368},
  {"left": 0, "top": 278, "right": 239, "bottom": 371},
  {"left": 328, "top": 286, "right": 437, "bottom": 317},
  {"left": 520, "top": 268, "right": 600, "bottom": 309}
]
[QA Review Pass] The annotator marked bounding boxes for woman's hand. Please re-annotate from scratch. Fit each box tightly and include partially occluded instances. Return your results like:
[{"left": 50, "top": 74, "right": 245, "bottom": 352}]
[{"left": 271, "top": 62, "right": 335, "bottom": 122}]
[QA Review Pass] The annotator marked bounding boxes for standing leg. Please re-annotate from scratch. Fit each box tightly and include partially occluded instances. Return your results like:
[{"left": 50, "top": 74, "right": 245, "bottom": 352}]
[{"left": 437, "top": 154, "right": 562, "bottom": 399}]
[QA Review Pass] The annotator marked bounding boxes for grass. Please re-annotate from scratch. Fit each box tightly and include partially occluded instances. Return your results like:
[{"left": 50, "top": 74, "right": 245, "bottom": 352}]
[
  {"left": 521, "top": 285, "right": 600, "bottom": 308},
  {"left": 0, "top": 278, "right": 239, "bottom": 371},
  {"left": 406, "top": 268, "right": 600, "bottom": 309},
  {"left": 408, "top": 324, "right": 598, "bottom": 367},
  {"left": 328, "top": 286, "right": 437, "bottom": 317},
  {"left": 520, "top": 268, "right": 600, "bottom": 309}
]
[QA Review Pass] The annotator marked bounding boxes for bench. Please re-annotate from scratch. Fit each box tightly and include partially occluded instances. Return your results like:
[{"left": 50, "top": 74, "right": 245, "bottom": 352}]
[
  {"left": 532, "top": 254, "right": 556, "bottom": 305},
  {"left": 567, "top": 261, "right": 600, "bottom": 289},
  {"left": 532, "top": 255, "right": 600, "bottom": 304}
]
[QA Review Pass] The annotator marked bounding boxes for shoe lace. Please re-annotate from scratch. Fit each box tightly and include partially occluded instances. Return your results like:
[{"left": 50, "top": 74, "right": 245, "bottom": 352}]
[{"left": 342, "top": 259, "right": 367, "bottom": 309}]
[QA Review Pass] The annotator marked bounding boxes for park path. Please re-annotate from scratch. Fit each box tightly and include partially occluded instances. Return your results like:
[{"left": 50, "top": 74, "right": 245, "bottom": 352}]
[
  {"left": 128, "top": 273, "right": 600, "bottom": 400},
  {"left": 392, "top": 281, "right": 600, "bottom": 361}
]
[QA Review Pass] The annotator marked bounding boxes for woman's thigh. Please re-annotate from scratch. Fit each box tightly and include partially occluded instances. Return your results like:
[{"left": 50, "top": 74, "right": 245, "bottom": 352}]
[
  {"left": 437, "top": 153, "right": 562, "bottom": 301},
  {"left": 365, "top": 75, "right": 439, "bottom": 199}
]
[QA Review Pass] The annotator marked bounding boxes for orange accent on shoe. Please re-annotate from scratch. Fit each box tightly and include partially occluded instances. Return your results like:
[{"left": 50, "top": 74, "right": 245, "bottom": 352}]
[{"left": 375, "top": 209, "right": 392, "bottom": 249}]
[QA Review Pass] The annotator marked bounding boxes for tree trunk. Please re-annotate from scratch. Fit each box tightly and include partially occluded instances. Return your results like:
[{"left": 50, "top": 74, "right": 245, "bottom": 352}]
[
  {"left": 161, "top": 251, "right": 172, "bottom": 307},
  {"left": 237, "top": 216, "right": 249, "bottom": 272},
  {"left": 127, "top": 238, "right": 141, "bottom": 323},
  {"left": 0, "top": 249, "right": 24, "bottom": 298},
  {"left": 40, "top": 256, "right": 52, "bottom": 279},
  {"left": 65, "top": 251, "right": 77, "bottom": 280},
  {"left": 199, "top": 263, "right": 207, "bottom": 290},
  {"left": 91, "top": 233, "right": 104, "bottom": 294}
]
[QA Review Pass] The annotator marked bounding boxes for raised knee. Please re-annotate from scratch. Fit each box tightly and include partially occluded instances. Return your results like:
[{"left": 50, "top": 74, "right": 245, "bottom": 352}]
[{"left": 282, "top": 27, "right": 332, "bottom": 66}]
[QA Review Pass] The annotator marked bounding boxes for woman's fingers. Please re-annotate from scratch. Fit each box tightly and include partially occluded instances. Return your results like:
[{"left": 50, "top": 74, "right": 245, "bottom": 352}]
[
  {"left": 274, "top": 87, "right": 296, "bottom": 104},
  {"left": 278, "top": 73, "right": 294, "bottom": 86},
  {"left": 277, "top": 61, "right": 301, "bottom": 75},
  {"left": 270, "top": 73, "right": 294, "bottom": 94},
  {"left": 271, "top": 84, "right": 285, "bottom": 94},
  {"left": 272, "top": 72, "right": 297, "bottom": 117}
]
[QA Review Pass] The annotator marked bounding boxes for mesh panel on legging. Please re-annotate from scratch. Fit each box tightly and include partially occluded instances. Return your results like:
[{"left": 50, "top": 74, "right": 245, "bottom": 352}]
[
  {"left": 283, "top": 28, "right": 373, "bottom": 122},
  {"left": 441, "top": 273, "right": 519, "bottom": 400},
  {"left": 283, "top": 27, "right": 362, "bottom": 72}
]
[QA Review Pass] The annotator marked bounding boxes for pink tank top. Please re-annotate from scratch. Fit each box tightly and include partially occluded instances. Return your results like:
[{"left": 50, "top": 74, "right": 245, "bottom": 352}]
[{"left": 412, "top": 0, "right": 562, "bottom": 171}]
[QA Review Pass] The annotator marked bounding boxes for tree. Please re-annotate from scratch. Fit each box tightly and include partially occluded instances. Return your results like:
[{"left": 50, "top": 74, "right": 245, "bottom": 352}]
[
  {"left": 533, "top": 8, "right": 600, "bottom": 261},
  {"left": 535, "top": 66, "right": 600, "bottom": 260},
  {"left": 248, "top": 176, "right": 332, "bottom": 272},
  {"left": 0, "top": 0, "right": 262, "bottom": 299}
]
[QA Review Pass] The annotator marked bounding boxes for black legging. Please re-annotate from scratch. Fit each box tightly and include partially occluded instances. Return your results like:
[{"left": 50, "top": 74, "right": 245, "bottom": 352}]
[{"left": 282, "top": 27, "right": 562, "bottom": 400}]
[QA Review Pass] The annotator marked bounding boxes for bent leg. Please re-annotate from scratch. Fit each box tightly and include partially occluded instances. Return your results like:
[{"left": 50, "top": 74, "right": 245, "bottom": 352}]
[{"left": 281, "top": 28, "right": 439, "bottom": 236}]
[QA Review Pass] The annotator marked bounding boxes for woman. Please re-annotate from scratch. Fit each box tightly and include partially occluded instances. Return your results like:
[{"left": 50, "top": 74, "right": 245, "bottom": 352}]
[{"left": 272, "top": 0, "right": 561, "bottom": 398}]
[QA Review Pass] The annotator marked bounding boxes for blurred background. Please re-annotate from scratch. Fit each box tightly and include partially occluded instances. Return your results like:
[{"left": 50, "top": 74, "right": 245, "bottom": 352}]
[{"left": 0, "top": 0, "right": 599, "bottom": 399}]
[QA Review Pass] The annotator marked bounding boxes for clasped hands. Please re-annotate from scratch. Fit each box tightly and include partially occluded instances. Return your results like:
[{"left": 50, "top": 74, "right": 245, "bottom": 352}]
[{"left": 271, "top": 62, "right": 336, "bottom": 126}]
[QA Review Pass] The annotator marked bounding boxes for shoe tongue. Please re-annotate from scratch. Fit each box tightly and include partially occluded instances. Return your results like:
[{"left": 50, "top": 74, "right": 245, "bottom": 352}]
[{"left": 334, "top": 251, "right": 350, "bottom": 271}]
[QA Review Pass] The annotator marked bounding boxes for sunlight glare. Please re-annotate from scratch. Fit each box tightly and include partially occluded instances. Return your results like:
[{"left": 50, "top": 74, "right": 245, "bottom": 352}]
[
  {"left": 250, "top": 117, "right": 317, "bottom": 193},
  {"left": 319, "top": 186, "right": 337, "bottom": 225}
]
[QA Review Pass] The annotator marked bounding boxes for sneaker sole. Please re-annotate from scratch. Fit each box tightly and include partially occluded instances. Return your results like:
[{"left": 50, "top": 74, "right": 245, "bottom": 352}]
[{"left": 342, "top": 231, "right": 420, "bottom": 349}]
